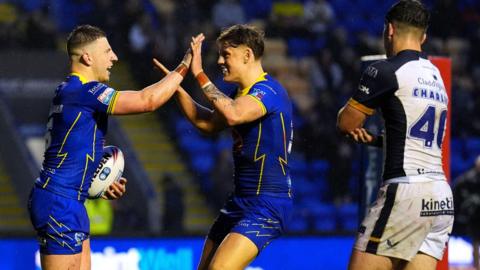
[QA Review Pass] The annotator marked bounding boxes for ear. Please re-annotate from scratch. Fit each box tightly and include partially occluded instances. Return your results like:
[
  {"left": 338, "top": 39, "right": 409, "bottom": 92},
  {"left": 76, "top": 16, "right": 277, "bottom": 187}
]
[
  {"left": 244, "top": 48, "right": 253, "bottom": 64},
  {"left": 387, "top": 22, "right": 394, "bottom": 39},
  {"left": 421, "top": 33, "right": 427, "bottom": 45},
  {"left": 80, "top": 52, "right": 93, "bottom": 66}
]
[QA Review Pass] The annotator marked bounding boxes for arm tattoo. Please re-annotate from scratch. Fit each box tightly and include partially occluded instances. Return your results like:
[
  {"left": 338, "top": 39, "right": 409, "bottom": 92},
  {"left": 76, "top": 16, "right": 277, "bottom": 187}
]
[{"left": 202, "top": 84, "right": 234, "bottom": 107}]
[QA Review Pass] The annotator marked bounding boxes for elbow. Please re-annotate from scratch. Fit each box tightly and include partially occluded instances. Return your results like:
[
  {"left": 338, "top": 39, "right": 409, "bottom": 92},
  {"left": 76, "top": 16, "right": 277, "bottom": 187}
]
[{"left": 225, "top": 117, "right": 240, "bottom": 127}]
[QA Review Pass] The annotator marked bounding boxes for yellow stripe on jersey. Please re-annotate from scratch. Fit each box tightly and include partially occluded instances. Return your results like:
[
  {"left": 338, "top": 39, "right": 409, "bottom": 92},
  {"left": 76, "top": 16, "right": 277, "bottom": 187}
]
[
  {"left": 347, "top": 98, "right": 375, "bottom": 115},
  {"left": 42, "top": 177, "right": 51, "bottom": 189},
  {"left": 278, "top": 112, "right": 288, "bottom": 176},
  {"left": 70, "top": 72, "right": 88, "bottom": 84},
  {"left": 236, "top": 72, "right": 268, "bottom": 98},
  {"left": 107, "top": 91, "right": 118, "bottom": 114},
  {"left": 246, "top": 95, "right": 267, "bottom": 115},
  {"left": 254, "top": 122, "right": 266, "bottom": 195},
  {"left": 56, "top": 112, "right": 82, "bottom": 169},
  {"left": 78, "top": 124, "right": 96, "bottom": 200}
]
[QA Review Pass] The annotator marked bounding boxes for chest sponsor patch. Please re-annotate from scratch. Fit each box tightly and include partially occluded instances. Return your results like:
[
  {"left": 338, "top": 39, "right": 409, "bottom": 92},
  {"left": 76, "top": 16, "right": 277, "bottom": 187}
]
[{"left": 97, "top": 87, "right": 115, "bottom": 105}]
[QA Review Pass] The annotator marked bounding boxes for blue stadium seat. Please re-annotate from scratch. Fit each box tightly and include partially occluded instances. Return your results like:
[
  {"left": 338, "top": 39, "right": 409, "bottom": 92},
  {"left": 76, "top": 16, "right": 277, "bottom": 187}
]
[{"left": 337, "top": 203, "right": 359, "bottom": 232}]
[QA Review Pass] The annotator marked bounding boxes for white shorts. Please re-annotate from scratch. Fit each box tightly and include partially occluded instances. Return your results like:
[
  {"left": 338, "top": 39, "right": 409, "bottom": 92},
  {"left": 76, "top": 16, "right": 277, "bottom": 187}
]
[{"left": 354, "top": 181, "right": 453, "bottom": 261}]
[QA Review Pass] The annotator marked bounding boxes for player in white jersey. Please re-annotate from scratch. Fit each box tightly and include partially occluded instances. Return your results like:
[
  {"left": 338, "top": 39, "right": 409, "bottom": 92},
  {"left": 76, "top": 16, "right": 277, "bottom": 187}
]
[{"left": 337, "top": 1, "right": 453, "bottom": 269}]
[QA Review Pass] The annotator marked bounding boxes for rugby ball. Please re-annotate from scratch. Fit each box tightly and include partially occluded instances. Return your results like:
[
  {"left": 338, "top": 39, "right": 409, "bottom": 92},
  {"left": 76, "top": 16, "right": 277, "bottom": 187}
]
[{"left": 88, "top": 145, "right": 124, "bottom": 199}]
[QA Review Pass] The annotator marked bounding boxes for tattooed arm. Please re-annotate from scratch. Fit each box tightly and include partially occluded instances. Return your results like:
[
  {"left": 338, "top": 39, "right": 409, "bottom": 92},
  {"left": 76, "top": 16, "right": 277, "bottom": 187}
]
[
  {"left": 190, "top": 34, "right": 265, "bottom": 126},
  {"left": 200, "top": 83, "right": 265, "bottom": 126}
]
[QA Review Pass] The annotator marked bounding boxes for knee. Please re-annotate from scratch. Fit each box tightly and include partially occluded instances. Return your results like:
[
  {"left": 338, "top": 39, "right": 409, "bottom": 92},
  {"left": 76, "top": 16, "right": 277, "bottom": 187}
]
[{"left": 208, "top": 261, "right": 229, "bottom": 270}]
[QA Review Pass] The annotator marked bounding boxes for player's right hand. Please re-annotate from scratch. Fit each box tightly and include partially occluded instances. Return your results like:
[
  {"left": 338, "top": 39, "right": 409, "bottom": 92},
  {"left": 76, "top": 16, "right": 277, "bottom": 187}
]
[
  {"left": 153, "top": 58, "right": 170, "bottom": 76},
  {"left": 349, "top": 128, "right": 374, "bottom": 144},
  {"left": 190, "top": 33, "right": 205, "bottom": 77}
]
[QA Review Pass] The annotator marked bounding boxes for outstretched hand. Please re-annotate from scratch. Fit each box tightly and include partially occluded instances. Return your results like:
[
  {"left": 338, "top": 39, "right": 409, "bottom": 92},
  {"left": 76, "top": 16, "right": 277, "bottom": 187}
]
[
  {"left": 102, "top": 177, "right": 127, "bottom": 200},
  {"left": 153, "top": 58, "right": 170, "bottom": 76},
  {"left": 190, "top": 33, "right": 205, "bottom": 77}
]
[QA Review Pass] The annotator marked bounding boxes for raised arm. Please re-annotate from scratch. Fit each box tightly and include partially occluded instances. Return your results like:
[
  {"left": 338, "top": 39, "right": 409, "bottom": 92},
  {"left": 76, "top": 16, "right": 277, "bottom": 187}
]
[
  {"left": 189, "top": 34, "right": 265, "bottom": 126},
  {"left": 153, "top": 58, "right": 227, "bottom": 134},
  {"left": 111, "top": 50, "right": 191, "bottom": 115}
]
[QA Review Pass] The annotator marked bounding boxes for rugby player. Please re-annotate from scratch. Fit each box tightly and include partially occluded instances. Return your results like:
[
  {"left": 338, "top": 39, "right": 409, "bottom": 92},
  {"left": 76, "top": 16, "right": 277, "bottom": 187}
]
[
  {"left": 337, "top": 1, "right": 453, "bottom": 269},
  {"left": 28, "top": 24, "right": 191, "bottom": 270},
  {"left": 156, "top": 25, "right": 294, "bottom": 270}
]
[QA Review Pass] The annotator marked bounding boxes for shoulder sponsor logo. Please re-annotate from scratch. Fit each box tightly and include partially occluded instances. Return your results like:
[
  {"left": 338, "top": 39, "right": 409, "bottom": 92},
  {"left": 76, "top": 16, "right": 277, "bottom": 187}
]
[
  {"left": 365, "top": 66, "right": 378, "bottom": 78},
  {"left": 97, "top": 87, "right": 115, "bottom": 105},
  {"left": 420, "top": 197, "right": 454, "bottom": 216},
  {"left": 251, "top": 88, "right": 266, "bottom": 100},
  {"left": 89, "top": 83, "right": 105, "bottom": 95},
  {"left": 358, "top": 85, "right": 370, "bottom": 94}
]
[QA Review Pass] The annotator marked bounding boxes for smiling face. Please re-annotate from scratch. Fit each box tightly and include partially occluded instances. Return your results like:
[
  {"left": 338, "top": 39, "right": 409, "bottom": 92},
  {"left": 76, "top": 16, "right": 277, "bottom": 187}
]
[
  {"left": 88, "top": 37, "right": 118, "bottom": 82},
  {"left": 217, "top": 44, "right": 249, "bottom": 83}
]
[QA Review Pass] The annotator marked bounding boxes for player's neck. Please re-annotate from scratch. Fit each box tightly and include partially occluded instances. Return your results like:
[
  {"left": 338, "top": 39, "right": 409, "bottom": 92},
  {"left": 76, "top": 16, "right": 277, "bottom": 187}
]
[
  {"left": 71, "top": 65, "right": 97, "bottom": 83},
  {"left": 392, "top": 37, "right": 422, "bottom": 55},
  {"left": 238, "top": 63, "right": 265, "bottom": 89}
]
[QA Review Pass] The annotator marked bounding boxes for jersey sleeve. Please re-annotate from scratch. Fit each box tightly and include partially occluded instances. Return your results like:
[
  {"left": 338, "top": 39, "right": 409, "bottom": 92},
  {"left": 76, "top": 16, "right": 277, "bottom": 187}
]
[
  {"left": 84, "top": 82, "right": 119, "bottom": 114},
  {"left": 349, "top": 61, "right": 397, "bottom": 115},
  {"left": 247, "top": 83, "right": 278, "bottom": 115}
]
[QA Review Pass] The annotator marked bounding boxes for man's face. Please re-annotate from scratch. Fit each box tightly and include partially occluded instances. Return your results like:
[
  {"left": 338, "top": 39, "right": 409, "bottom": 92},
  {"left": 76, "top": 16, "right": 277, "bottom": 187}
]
[
  {"left": 217, "top": 44, "right": 249, "bottom": 83},
  {"left": 89, "top": 37, "right": 118, "bottom": 82}
]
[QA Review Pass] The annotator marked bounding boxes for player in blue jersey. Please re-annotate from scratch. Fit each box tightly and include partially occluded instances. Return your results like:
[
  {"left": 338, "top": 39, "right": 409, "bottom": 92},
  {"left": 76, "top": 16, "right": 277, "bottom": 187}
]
[
  {"left": 338, "top": 1, "right": 453, "bottom": 270},
  {"left": 156, "top": 24, "right": 294, "bottom": 270},
  {"left": 28, "top": 25, "right": 191, "bottom": 270}
]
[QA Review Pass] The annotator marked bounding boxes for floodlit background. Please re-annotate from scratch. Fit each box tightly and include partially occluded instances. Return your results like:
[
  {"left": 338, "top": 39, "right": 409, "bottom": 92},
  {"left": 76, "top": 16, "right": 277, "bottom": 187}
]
[{"left": 0, "top": 0, "right": 479, "bottom": 269}]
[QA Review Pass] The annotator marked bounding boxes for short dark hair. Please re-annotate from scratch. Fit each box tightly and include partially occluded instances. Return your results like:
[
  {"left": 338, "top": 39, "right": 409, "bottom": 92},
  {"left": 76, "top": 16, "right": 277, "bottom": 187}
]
[
  {"left": 217, "top": 24, "right": 265, "bottom": 59},
  {"left": 386, "top": 0, "right": 430, "bottom": 31},
  {"left": 67, "top": 25, "right": 106, "bottom": 57}
]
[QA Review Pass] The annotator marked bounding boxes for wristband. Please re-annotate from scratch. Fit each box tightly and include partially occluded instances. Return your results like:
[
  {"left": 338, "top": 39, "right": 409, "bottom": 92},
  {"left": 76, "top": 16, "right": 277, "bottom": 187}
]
[
  {"left": 195, "top": 71, "right": 212, "bottom": 88},
  {"left": 174, "top": 63, "right": 188, "bottom": 78}
]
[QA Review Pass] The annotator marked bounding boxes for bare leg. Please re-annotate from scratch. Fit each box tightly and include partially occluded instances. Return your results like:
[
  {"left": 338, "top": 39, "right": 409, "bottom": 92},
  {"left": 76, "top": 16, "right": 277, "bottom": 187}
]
[
  {"left": 348, "top": 249, "right": 394, "bottom": 270},
  {"left": 80, "top": 239, "right": 91, "bottom": 270},
  {"left": 197, "top": 238, "right": 219, "bottom": 270},
  {"left": 208, "top": 232, "right": 258, "bottom": 270},
  {"left": 401, "top": 252, "right": 437, "bottom": 270},
  {"left": 41, "top": 253, "right": 82, "bottom": 270},
  {"left": 473, "top": 240, "right": 479, "bottom": 270}
]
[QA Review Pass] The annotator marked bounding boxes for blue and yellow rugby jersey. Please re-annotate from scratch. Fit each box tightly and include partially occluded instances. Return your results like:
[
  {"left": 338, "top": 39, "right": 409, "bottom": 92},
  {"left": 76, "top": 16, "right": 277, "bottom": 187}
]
[
  {"left": 37, "top": 73, "right": 118, "bottom": 201},
  {"left": 231, "top": 73, "right": 293, "bottom": 198}
]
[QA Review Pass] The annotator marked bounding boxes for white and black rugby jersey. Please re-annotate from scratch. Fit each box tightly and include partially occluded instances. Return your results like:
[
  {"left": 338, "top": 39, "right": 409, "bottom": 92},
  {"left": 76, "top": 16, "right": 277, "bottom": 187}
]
[{"left": 348, "top": 50, "right": 448, "bottom": 183}]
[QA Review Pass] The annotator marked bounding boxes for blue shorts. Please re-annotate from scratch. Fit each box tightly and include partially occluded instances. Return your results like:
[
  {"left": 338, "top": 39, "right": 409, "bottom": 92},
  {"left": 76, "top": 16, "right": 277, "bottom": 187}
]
[
  {"left": 208, "top": 194, "right": 293, "bottom": 252},
  {"left": 28, "top": 186, "right": 89, "bottom": 254}
]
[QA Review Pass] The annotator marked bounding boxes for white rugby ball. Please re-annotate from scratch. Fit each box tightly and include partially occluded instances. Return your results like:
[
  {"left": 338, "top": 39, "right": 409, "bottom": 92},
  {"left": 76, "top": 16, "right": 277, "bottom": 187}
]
[{"left": 88, "top": 145, "right": 124, "bottom": 199}]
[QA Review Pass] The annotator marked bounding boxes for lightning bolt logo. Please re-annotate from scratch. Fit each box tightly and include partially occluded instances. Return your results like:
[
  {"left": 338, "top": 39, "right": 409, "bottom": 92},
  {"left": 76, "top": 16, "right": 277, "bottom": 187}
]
[
  {"left": 278, "top": 112, "right": 288, "bottom": 175},
  {"left": 254, "top": 122, "right": 266, "bottom": 195},
  {"left": 47, "top": 215, "right": 75, "bottom": 252},
  {"left": 78, "top": 124, "right": 96, "bottom": 200},
  {"left": 245, "top": 231, "right": 273, "bottom": 237},
  {"left": 56, "top": 112, "right": 82, "bottom": 169}
]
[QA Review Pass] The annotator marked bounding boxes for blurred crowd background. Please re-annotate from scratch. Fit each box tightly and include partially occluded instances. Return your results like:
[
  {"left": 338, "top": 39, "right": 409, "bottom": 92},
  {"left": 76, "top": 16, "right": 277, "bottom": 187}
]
[{"left": 1, "top": 0, "right": 480, "bottom": 241}]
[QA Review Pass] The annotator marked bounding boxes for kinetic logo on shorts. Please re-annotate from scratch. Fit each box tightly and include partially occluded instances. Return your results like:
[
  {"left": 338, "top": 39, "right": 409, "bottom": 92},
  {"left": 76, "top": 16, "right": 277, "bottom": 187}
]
[{"left": 420, "top": 197, "right": 454, "bottom": 216}]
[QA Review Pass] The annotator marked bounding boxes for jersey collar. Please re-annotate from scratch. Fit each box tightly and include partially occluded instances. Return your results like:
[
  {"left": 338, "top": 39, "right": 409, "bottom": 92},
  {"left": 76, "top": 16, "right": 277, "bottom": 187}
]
[
  {"left": 236, "top": 72, "right": 268, "bottom": 98},
  {"left": 70, "top": 72, "right": 88, "bottom": 84}
]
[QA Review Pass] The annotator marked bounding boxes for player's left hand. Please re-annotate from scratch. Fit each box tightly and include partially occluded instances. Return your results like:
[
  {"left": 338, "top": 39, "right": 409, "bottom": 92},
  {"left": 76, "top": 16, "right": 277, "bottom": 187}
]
[
  {"left": 102, "top": 177, "right": 127, "bottom": 200},
  {"left": 190, "top": 33, "right": 205, "bottom": 76},
  {"left": 349, "top": 128, "right": 374, "bottom": 144}
]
